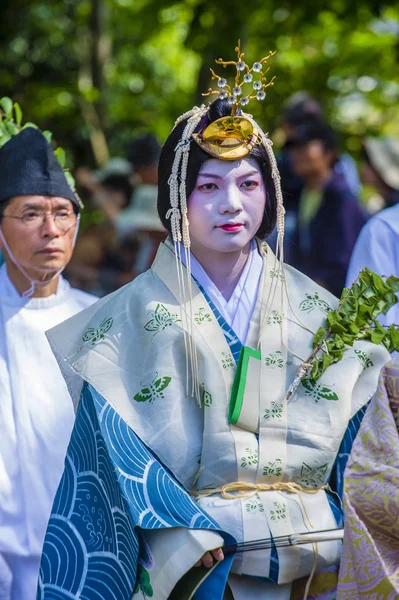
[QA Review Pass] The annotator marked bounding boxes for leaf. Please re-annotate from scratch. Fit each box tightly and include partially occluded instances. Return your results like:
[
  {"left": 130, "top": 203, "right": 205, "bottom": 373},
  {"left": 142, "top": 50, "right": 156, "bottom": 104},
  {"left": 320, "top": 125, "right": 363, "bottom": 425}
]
[
  {"left": 321, "top": 352, "right": 334, "bottom": 374},
  {"left": 370, "top": 329, "right": 386, "bottom": 345},
  {"left": 0, "top": 97, "right": 13, "bottom": 117},
  {"left": 387, "top": 275, "right": 399, "bottom": 294},
  {"left": 387, "top": 325, "right": 399, "bottom": 352},
  {"left": 42, "top": 130, "right": 53, "bottom": 143},
  {"left": 22, "top": 122, "right": 38, "bottom": 130},
  {"left": 312, "top": 326, "right": 326, "bottom": 348},
  {"left": 54, "top": 147, "right": 66, "bottom": 168},
  {"left": 64, "top": 170, "right": 76, "bottom": 191},
  {"left": 13, "top": 102, "right": 22, "bottom": 126}
]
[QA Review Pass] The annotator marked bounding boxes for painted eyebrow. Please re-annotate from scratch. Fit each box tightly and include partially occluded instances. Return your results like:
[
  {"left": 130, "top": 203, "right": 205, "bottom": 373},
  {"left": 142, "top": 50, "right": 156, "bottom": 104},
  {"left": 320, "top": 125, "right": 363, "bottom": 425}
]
[{"left": 198, "top": 170, "right": 260, "bottom": 179}]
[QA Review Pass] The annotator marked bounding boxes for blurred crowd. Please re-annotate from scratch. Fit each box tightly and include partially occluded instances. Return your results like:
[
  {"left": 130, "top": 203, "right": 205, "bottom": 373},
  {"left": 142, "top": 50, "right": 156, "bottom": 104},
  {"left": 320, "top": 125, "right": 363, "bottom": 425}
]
[{"left": 62, "top": 96, "right": 399, "bottom": 299}]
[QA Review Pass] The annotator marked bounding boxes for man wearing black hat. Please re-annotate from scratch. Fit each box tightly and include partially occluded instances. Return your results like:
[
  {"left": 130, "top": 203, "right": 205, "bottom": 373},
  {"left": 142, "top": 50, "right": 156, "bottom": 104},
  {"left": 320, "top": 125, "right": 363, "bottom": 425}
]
[{"left": 0, "top": 127, "right": 96, "bottom": 599}]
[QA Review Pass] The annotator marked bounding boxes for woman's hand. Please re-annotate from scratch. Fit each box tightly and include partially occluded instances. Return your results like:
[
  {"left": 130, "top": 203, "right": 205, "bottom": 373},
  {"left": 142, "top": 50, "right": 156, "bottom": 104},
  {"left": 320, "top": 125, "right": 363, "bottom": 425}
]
[{"left": 194, "top": 547, "right": 224, "bottom": 568}]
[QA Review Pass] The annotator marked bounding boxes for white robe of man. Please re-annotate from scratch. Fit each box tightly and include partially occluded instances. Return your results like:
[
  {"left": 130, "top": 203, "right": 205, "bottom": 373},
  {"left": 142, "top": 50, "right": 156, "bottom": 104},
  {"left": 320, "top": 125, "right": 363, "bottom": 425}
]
[{"left": 0, "top": 264, "right": 96, "bottom": 599}]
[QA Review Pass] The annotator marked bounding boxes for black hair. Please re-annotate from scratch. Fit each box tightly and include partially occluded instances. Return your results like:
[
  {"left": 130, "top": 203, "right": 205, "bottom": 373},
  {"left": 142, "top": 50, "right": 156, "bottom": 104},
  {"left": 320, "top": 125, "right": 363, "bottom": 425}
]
[
  {"left": 127, "top": 133, "right": 161, "bottom": 169},
  {"left": 285, "top": 121, "right": 339, "bottom": 156},
  {"left": 281, "top": 95, "right": 323, "bottom": 128},
  {"left": 157, "top": 98, "right": 277, "bottom": 240},
  {"left": 101, "top": 174, "right": 133, "bottom": 210}
]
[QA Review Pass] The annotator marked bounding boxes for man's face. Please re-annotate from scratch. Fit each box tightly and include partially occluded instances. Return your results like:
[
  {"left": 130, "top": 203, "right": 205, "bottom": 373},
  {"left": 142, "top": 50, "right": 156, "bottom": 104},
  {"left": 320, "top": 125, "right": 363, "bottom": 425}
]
[
  {"left": 290, "top": 140, "right": 334, "bottom": 180},
  {"left": 0, "top": 195, "right": 77, "bottom": 280}
]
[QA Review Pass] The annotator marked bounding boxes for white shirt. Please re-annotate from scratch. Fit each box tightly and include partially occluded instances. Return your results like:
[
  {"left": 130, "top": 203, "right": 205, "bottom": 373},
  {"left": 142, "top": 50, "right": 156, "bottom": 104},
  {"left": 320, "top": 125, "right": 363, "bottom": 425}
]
[
  {"left": 0, "top": 265, "right": 96, "bottom": 600},
  {"left": 346, "top": 204, "right": 399, "bottom": 326}
]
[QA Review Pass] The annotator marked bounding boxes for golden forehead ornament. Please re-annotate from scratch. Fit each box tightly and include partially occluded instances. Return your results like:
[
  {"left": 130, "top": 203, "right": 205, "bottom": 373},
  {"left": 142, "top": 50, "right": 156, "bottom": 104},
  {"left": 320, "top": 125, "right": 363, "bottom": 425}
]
[{"left": 192, "top": 41, "right": 276, "bottom": 160}]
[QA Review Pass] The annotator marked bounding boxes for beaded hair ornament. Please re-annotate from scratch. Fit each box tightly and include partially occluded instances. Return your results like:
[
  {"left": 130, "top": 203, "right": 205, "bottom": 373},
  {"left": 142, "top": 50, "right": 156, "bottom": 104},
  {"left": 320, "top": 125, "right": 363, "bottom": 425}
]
[{"left": 166, "top": 42, "right": 286, "bottom": 405}]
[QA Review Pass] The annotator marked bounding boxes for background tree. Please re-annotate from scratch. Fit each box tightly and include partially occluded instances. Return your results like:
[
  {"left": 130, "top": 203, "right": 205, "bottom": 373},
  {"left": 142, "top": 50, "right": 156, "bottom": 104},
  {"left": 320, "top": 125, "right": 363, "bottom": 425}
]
[{"left": 1, "top": 0, "right": 398, "bottom": 167}]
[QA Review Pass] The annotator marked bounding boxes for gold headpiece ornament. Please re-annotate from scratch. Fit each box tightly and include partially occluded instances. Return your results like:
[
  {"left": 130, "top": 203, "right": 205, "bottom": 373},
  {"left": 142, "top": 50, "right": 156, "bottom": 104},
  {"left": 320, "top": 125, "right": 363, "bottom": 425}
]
[
  {"left": 166, "top": 43, "right": 285, "bottom": 407},
  {"left": 192, "top": 41, "right": 276, "bottom": 160}
]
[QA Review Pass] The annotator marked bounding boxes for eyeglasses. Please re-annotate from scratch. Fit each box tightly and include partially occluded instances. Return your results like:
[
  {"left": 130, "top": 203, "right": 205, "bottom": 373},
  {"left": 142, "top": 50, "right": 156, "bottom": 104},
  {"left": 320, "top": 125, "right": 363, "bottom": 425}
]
[{"left": 3, "top": 210, "right": 77, "bottom": 232}]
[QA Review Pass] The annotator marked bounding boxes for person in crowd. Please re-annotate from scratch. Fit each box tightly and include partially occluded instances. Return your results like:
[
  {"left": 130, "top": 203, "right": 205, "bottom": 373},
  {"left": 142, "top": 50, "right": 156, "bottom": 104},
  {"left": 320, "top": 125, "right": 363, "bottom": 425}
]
[
  {"left": 38, "top": 49, "right": 388, "bottom": 599},
  {"left": 275, "top": 94, "right": 361, "bottom": 265},
  {"left": 345, "top": 138, "right": 399, "bottom": 326},
  {"left": 68, "top": 164, "right": 136, "bottom": 295},
  {"left": 0, "top": 127, "right": 97, "bottom": 600},
  {"left": 287, "top": 121, "right": 366, "bottom": 297},
  {"left": 362, "top": 137, "right": 399, "bottom": 208}
]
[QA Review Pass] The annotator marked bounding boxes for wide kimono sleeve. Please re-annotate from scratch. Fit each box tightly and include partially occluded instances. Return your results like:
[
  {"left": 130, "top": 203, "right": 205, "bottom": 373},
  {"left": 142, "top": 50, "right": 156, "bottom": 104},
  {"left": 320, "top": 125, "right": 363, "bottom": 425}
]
[{"left": 37, "top": 382, "right": 235, "bottom": 600}]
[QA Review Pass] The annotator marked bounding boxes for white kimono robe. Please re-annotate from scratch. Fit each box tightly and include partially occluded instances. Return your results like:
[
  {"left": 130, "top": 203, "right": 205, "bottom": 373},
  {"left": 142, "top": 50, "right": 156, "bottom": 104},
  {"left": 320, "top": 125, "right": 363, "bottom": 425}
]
[
  {"left": 0, "top": 264, "right": 96, "bottom": 600},
  {"left": 40, "top": 239, "right": 389, "bottom": 599}
]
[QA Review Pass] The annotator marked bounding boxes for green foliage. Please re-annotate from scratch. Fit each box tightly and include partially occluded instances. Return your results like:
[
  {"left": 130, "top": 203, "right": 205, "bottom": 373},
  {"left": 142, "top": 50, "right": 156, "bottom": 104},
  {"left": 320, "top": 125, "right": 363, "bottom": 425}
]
[
  {"left": 309, "top": 268, "right": 399, "bottom": 381},
  {"left": 0, "top": 97, "right": 76, "bottom": 190},
  {"left": 1, "top": 0, "right": 399, "bottom": 172}
]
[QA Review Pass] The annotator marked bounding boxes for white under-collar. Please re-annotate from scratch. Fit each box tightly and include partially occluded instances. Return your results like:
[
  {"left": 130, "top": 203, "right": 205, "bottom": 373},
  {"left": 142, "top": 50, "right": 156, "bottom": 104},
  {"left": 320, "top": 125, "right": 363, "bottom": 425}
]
[
  {"left": 0, "top": 263, "right": 69, "bottom": 308},
  {"left": 181, "top": 239, "right": 263, "bottom": 344}
]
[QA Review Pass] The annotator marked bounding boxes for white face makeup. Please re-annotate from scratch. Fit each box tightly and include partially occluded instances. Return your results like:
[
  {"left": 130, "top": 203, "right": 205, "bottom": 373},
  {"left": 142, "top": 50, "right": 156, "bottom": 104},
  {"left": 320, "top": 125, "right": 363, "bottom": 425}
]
[{"left": 187, "top": 158, "right": 266, "bottom": 259}]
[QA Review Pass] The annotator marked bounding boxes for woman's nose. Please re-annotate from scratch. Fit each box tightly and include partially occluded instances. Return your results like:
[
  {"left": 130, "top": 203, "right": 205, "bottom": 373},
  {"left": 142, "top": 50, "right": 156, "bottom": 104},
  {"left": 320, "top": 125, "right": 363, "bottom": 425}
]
[{"left": 220, "top": 186, "right": 243, "bottom": 213}]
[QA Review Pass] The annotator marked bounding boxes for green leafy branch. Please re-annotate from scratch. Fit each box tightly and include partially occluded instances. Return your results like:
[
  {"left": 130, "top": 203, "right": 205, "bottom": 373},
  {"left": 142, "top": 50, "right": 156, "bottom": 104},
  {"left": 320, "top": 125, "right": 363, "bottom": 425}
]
[
  {"left": 286, "top": 268, "right": 399, "bottom": 400},
  {"left": 0, "top": 96, "right": 76, "bottom": 191}
]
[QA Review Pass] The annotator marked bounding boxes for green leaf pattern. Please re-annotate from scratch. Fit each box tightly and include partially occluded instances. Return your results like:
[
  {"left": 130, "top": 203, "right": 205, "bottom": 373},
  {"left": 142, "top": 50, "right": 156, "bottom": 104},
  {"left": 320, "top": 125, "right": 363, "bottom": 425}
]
[
  {"left": 263, "top": 401, "right": 283, "bottom": 421},
  {"left": 241, "top": 447, "right": 258, "bottom": 469},
  {"left": 266, "top": 310, "right": 283, "bottom": 326},
  {"left": 245, "top": 497, "right": 264, "bottom": 513},
  {"left": 264, "top": 350, "right": 284, "bottom": 369},
  {"left": 194, "top": 307, "right": 213, "bottom": 325},
  {"left": 269, "top": 268, "right": 284, "bottom": 282},
  {"left": 270, "top": 501, "right": 287, "bottom": 521},
  {"left": 221, "top": 352, "right": 234, "bottom": 369},
  {"left": 263, "top": 458, "right": 282, "bottom": 477}
]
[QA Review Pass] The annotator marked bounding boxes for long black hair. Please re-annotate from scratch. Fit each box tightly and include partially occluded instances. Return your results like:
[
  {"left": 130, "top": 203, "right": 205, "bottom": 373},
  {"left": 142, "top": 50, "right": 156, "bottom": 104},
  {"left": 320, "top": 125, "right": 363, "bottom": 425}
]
[{"left": 157, "top": 98, "right": 278, "bottom": 239}]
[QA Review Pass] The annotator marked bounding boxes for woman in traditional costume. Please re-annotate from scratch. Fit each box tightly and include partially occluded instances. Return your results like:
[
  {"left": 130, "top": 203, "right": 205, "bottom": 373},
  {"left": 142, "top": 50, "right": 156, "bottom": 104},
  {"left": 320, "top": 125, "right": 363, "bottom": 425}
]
[{"left": 38, "top": 46, "right": 390, "bottom": 600}]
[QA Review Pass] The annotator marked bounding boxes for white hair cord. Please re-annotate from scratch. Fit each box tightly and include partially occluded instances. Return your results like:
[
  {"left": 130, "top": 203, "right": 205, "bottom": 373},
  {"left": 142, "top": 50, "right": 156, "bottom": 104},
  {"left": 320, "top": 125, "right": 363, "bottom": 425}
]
[{"left": 166, "top": 106, "right": 208, "bottom": 405}]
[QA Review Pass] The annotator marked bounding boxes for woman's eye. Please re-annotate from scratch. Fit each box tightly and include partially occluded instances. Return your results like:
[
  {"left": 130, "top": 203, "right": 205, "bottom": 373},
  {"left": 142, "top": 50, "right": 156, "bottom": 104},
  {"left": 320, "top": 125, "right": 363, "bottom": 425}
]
[
  {"left": 198, "top": 183, "right": 218, "bottom": 191},
  {"left": 241, "top": 180, "right": 258, "bottom": 189}
]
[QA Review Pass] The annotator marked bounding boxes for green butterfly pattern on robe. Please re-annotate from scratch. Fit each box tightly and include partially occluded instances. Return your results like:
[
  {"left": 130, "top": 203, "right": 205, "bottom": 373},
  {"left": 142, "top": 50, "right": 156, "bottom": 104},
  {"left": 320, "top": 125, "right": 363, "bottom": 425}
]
[
  {"left": 81, "top": 317, "right": 114, "bottom": 345},
  {"left": 299, "top": 292, "right": 331, "bottom": 315},
  {"left": 354, "top": 349, "right": 374, "bottom": 369},
  {"left": 144, "top": 303, "right": 180, "bottom": 335},
  {"left": 301, "top": 378, "right": 339, "bottom": 402},
  {"left": 134, "top": 564, "right": 154, "bottom": 598},
  {"left": 200, "top": 383, "right": 213, "bottom": 407},
  {"left": 299, "top": 462, "right": 328, "bottom": 488},
  {"left": 134, "top": 373, "right": 172, "bottom": 403}
]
